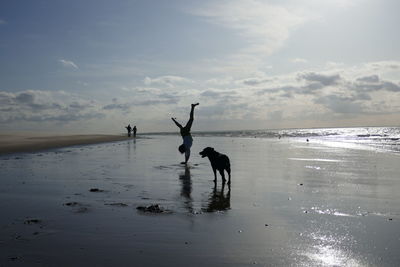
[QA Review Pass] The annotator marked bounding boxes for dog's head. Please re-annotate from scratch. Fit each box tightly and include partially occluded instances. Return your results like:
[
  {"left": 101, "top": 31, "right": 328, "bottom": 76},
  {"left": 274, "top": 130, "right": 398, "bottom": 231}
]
[{"left": 199, "top": 147, "right": 215, "bottom": 158}]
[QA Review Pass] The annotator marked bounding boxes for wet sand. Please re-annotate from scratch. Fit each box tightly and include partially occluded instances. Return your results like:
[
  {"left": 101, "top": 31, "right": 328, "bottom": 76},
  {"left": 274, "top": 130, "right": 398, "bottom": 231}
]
[
  {"left": 0, "top": 135, "right": 399, "bottom": 266},
  {"left": 0, "top": 134, "right": 129, "bottom": 155}
]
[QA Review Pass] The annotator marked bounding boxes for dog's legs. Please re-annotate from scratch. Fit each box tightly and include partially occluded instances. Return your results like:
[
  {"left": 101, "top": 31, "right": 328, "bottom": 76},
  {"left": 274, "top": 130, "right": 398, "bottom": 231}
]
[
  {"left": 213, "top": 168, "right": 217, "bottom": 182},
  {"left": 219, "top": 169, "right": 226, "bottom": 182},
  {"left": 227, "top": 166, "right": 231, "bottom": 185}
]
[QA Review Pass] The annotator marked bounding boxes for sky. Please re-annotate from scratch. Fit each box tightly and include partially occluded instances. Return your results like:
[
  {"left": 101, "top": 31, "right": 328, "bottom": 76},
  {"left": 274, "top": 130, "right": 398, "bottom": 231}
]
[{"left": 1, "top": 0, "right": 400, "bottom": 134}]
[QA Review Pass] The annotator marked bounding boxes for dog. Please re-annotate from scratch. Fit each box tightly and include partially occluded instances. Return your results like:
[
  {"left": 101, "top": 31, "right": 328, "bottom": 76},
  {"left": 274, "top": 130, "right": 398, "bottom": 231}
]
[{"left": 199, "top": 147, "right": 231, "bottom": 184}]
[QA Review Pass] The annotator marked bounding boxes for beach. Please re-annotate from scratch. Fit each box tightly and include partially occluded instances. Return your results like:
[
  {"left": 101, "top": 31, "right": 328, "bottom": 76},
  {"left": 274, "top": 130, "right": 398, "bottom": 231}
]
[
  {"left": 0, "top": 134, "right": 129, "bottom": 155},
  {"left": 0, "top": 134, "right": 399, "bottom": 266}
]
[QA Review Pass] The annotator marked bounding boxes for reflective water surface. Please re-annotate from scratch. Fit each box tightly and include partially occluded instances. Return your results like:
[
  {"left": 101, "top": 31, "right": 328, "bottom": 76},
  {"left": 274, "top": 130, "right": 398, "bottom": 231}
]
[{"left": 0, "top": 135, "right": 399, "bottom": 266}]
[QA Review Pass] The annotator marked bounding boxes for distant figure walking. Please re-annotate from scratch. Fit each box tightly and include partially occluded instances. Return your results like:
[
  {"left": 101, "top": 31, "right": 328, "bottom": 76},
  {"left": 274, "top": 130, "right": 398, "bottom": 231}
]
[
  {"left": 133, "top": 125, "right": 137, "bottom": 138},
  {"left": 171, "top": 103, "right": 199, "bottom": 164},
  {"left": 125, "top": 124, "right": 132, "bottom": 137}
]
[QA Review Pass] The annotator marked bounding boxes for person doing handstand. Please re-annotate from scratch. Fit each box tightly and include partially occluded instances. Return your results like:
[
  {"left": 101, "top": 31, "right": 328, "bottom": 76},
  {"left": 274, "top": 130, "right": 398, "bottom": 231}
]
[{"left": 171, "top": 103, "right": 199, "bottom": 164}]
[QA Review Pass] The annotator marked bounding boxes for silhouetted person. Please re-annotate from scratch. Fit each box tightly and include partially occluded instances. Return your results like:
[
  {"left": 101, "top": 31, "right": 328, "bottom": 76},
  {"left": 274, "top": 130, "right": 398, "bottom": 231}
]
[
  {"left": 125, "top": 124, "right": 132, "bottom": 137},
  {"left": 171, "top": 103, "right": 199, "bottom": 164},
  {"left": 133, "top": 125, "right": 137, "bottom": 137}
]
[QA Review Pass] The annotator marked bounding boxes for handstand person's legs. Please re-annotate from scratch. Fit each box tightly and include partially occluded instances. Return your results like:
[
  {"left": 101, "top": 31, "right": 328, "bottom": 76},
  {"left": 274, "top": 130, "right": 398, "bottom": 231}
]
[
  {"left": 185, "top": 103, "right": 199, "bottom": 130},
  {"left": 190, "top": 103, "right": 199, "bottom": 120}
]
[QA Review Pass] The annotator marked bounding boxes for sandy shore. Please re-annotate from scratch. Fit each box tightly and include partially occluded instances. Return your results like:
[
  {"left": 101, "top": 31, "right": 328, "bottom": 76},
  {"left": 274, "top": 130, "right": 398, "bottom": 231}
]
[
  {"left": 0, "top": 135, "right": 399, "bottom": 266},
  {"left": 0, "top": 134, "right": 130, "bottom": 155}
]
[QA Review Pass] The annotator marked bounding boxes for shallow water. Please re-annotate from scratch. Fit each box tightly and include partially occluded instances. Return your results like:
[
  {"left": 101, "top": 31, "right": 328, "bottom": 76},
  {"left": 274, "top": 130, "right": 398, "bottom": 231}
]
[
  {"left": 157, "top": 126, "right": 400, "bottom": 154},
  {"left": 0, "top": 135, "right": 399, "bottom": 266}
]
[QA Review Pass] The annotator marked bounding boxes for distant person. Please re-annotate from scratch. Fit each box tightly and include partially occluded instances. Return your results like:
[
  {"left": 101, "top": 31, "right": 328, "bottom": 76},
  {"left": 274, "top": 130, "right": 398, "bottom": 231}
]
[
  {"left": 133, "top": 125, "right": 137, "bottom": 138},
  {"left": 171, "top": 103, "right": 199, "bottom": 164},
  {"left": 125, "top": 124, "right": 132, "bottom": 137}
]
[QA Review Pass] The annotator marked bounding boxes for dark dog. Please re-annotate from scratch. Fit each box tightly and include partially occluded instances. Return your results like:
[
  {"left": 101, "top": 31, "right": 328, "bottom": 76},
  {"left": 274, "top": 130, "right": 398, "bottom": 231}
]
[{"left": 199, "top": 147, "right": 231, "bottom": 184}]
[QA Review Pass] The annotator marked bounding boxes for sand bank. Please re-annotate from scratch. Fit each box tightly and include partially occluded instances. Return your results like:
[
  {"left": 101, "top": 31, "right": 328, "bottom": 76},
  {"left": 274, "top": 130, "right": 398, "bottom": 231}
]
[
  {"left": 0, "top": 135, "right": 399, "bottom": 266},
  {"left": 0, "top": 134, "right": 129, "bottom": 155}
]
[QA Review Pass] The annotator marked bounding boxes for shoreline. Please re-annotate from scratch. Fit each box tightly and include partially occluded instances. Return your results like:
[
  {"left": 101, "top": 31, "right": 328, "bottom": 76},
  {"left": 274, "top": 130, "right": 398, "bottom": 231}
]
[{"left": 0, "top": 134, "right": 131, "bottom": 155}]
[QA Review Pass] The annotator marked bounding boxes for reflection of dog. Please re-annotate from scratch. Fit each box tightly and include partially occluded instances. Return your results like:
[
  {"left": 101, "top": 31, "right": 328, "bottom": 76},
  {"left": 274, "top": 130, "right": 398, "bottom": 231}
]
[
  {"left": 203, "top": 182, "right": 231, "bottom": 212},
  {"left": 199, "top": 147, "right": 231, "bottom": 184}
]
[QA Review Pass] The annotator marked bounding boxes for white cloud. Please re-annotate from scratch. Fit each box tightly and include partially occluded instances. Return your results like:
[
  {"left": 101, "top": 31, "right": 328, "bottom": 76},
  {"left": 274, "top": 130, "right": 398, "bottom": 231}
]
[
  {"left": 143, "top": 75, "right": 192, "bottom": 87},
  {"left": 292, "top": 58, "right": 308, "bottom": 64},
  {"left": 2, "top": 59, "right": 399, "bottom": 132},
  {"left": 0, "top": 90, "right": 101, "bottom": 124},
  {"left": 205, "top": 77, "right": 234, "bottom": 86},
  {"left": 298, "top": 72, "right": 341, "bottom": 86},
  {"left": 189, "top": 0, "right": 307, "bottom": 56},
  {"left": 59, "top": 59, "right": 79, "bottom": 69}
]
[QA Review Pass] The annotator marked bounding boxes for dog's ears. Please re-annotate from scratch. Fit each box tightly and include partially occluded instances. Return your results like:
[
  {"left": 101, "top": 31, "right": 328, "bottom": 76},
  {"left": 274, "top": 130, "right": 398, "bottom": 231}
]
[{"left": 208, "top": 147, "right": 215, "bottom": 151}]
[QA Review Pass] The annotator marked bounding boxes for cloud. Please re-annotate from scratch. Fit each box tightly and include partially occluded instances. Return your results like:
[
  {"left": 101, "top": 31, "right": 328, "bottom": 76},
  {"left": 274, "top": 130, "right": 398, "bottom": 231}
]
[
  {"left": 353, "top": 74, "right": 400, "bottom": 92},
  {"left": 15, "top": 92, "right": 35, "bottom": 104},
  {"left": 136, "top": 99, "right": 179, "bottom": 106},
  {"left": 5, "top": 112, "right": 104, "bottom": 123},
  {"left": 256, "top": 85, "right": 295, "bottom": 96},
  {"left": 314, "top": 95, "right": 362, "bottom": 114},
  {"left": 240, "top": 77, "right": 272, "bottom": 86},
  {"left": 143, "top": 75, "right": 192, "bottom": 87},
  {"left": 292, "top": 58, "right": 308, "bottom": 64},
  {"left": 200, "top": 89, "right": 238, "bottom": 98},
  {"left": 2, "top": 59, "right": 400, "bottom": 132},
  {"left": 366, "top": 61, "right": 400, "bottom": 71},
  {"left": 201, "top": 90, "right": 222, "bottom": 98},
  {"left": 356, "top": 75, "right": 380, "bottom": 83},
  {"left": 59, "top": 59, "right": 79, "bottom": 69},
  {"left": 103, "top": 103, "right": 131, "bottom": 111},
  {"left": 103, "top": 89, "right": 180, "bottom": 111},
  {"left": 356, "top": 81, "right": 400, "bottom": 93},
  {"left": 205, "top": 77, "right": 234, "bottom": 86},
  {"left": 188, "top": 0, "right": 307, "bottom": 56},
  {"left": 298, "top": 72, "right": 341, "bottom": 86},
  {"left": 196, "top": 102, "right": 249, "bottom": 118},
  {"left": 0, "top": 90, "right": 103, "bottom": 124},
  {"left": 244, "top": 62, "right": 400, "bottom": 121},
  {"left": 0, "top": 19, "right": 6, "bottom": 25}
]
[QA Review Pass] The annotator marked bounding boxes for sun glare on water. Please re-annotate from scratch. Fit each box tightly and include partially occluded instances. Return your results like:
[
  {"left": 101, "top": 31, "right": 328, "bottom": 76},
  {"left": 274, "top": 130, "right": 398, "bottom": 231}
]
[{"left": 301, "top": 233, "right": 365, "bottom": 267}]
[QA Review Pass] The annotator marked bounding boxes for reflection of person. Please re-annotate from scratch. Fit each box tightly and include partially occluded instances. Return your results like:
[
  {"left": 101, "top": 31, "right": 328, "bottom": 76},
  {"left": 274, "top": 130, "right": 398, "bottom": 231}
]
[
  {"left": 133, "top": 125, "right": 137, "bottom": 138},
  {"left": 125, "top": 124, "right": 132, "bottom": 137},
  {"left": 171, "top": 103, "right": 199, "bottom": 164},
  {"left": 179, "top": 166, "right": 193, "bottom": 214}
]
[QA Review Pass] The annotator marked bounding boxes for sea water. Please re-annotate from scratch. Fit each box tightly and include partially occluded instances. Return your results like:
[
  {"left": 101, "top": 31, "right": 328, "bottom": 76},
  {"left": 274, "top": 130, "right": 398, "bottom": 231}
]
[{"left": 148, "top": 126, "right": 400, "bottom": 153}]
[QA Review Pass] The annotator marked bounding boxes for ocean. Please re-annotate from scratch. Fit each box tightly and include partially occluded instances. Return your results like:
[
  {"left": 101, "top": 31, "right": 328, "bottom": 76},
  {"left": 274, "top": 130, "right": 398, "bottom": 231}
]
[
  {"left": 1, "top": 127, "right": 400, "bottom": 266},
  {"left": 148, "top": 126, "right": 400, "bottom": 154}
]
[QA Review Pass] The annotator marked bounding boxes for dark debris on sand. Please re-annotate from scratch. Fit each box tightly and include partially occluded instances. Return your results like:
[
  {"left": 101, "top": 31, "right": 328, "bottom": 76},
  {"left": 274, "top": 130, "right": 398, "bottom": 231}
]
[
  {"left": 24, "top": 219, "right": 41, "bottom": 225},
  {"left": 63, "top": 201, "right": 90, "bottom": 213},
  {"left": 63, "top": 201, "right": 80, "bottom": 207},
  {"left": 89, "top": 188, "right": 105, "bottom": 192},
  {"left": 136, "top": 204, "right": 172, "bottom": 214}
]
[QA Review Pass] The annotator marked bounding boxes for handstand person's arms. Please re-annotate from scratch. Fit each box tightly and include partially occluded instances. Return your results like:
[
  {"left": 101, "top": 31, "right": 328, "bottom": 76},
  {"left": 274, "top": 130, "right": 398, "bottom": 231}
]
[{"left": 171, "top": 117, "right": 183, "bottom": 129}]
